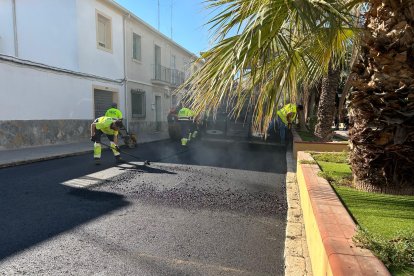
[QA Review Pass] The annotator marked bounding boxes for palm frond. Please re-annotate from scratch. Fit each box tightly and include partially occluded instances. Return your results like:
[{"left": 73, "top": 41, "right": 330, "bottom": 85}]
[{"left": 182, "top": 0, "right": 360, "bottom": 133}]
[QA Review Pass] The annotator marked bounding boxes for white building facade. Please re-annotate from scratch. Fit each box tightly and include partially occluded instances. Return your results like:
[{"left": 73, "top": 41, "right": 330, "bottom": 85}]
[
  {"left": 123, "top": 12, "right": 198, "bottom": 135},
  {"left": 0, "top": 0, "right": 198, "bottom": 149}
]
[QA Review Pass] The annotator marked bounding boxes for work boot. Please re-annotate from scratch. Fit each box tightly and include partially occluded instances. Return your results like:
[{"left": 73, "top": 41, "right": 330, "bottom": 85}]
[
  {"left": 94, "top": 157, "right": 101, "bottom": 165},
  {"left": 115, "top": 155, "right": 125, "bottom": 163}
]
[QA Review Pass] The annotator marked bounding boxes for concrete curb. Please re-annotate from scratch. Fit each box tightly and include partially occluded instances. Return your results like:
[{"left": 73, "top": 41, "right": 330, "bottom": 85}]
[
  {"left": 296, "top": 151, "right": 390, "bottom": 276},
  {"left": 284, "top": 148, "right": 313, "bottom": 275}
]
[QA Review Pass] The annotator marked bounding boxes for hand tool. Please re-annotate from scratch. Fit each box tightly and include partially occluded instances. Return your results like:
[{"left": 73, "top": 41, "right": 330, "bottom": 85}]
[{"left": 99, "top": 142, "right": 151, "bottom": 165}]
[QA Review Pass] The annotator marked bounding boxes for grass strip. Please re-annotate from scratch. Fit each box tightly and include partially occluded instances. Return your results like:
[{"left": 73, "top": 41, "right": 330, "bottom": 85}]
[{"left": 310, "top": 152, "right": 414, "bottom": 274}]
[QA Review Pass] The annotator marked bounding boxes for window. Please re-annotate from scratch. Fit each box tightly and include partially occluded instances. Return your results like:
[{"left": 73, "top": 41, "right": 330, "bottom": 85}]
[
  {"left": 96, "top": 12, "right": 112, "bottom": 51},
  {"left": 132, "top": 33, "right": 141, "bottom": 61},
  {"left": 131, "top": 89, "right": 146, "bottom": 118},
  {"left": 171, "top": 55, "right": 176, "bottom": 69}
]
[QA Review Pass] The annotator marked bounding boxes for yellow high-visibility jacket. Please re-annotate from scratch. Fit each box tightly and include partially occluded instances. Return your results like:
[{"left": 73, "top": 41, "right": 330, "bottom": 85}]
[
  {"left": 277, "top": 104, "right": 297, "bottom": 125},
  {"left": 178, "top": 108, "right": 195, "bottom": 120},
  {"left": 105, "top": 108, "right": 123, "bottom": 119},
  {"left": 95, "top": 116, "right": 118, "bottom": 135}
]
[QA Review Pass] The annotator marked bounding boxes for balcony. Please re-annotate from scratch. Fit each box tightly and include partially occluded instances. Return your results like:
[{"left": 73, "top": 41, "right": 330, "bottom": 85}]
[{"left": 152, "top": 64, "right": 185, "bottom": 87}]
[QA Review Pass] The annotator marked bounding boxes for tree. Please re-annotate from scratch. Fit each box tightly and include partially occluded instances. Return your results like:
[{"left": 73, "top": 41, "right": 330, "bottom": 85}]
[
  {"left": 183, "top": 0, "right": 412, "bottom": 195},
  {"left": 349, "top": 0, "right": 414, "bottom": 194},
  {"left": 183, "top": 0, "right": 354, "bottom": 134},
  {"left": 314, "top": 65, "right": 341, "bottom": 141}
]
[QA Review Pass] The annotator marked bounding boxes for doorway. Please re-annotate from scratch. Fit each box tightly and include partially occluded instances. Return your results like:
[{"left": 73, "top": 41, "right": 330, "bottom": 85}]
[
  {"left": 94, "top": 89, "right": 114, "bottom": 118},
  {"left": 155, "top": 95, "right": 162, "bottom": 131}
]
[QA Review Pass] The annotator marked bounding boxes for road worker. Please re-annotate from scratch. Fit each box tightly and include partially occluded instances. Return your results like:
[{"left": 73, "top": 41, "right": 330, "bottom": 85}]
[
  {"left": 90, "top": 116, "right": 124, "bottom": 164},
  {"left": 177, "top": 107, "right": 197, "bottom": 146},
  {"left": 105, "top": 102, "right": 124, "bottom": 142},
  {"left": 276, "top": 103, "right": 297, "bottom": 144},
  {"left": 105, "top": 103, "right": 123, "bottom": 119}
]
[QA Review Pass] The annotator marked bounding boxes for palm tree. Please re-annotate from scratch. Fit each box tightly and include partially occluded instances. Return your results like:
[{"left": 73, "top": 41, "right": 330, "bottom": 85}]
[
  {"left": 184, "top": 0, "right": 414, "bottom": 194},
  {"left": 349, "top": 0, "right": 414, "bottom": 194},
  {"left": 314, "top": 64, "right": 341, "bottom": 141},
  {"left": 183, "top": 0, "right": 353, "bottom": 133}
]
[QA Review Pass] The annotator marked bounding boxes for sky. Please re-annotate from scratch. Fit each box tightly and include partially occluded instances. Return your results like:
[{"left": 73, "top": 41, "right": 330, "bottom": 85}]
[{"left": 114, "top": 0, "right": 213, "bottom": 55}]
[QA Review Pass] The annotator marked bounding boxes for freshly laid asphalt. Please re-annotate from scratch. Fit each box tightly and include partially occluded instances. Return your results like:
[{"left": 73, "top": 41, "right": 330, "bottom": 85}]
[{"left": 0, "top": 137, "right": 311, "bottom": 275}]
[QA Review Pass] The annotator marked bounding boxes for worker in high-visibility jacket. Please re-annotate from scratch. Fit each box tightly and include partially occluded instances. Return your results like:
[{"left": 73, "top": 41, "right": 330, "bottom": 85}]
[
  {"left": 90, "top": 116, "right": 124, "bottom": 164},
  {"left": 177, "top": 107, "right": 197, "bottom": 146},
  {"left": 105, "top": 103, "right": 123, "bottom": 143},
  {"left": 105, "top": 103, "right": 123, "bottom": 119},
  {"left": 276, "top": 103, "right": 297, "bottom": 144}
]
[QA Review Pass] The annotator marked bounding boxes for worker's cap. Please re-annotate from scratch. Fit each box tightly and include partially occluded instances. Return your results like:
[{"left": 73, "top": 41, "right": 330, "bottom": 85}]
[{"left": 111, "top": 102, "right": 118, "bottom": 108}]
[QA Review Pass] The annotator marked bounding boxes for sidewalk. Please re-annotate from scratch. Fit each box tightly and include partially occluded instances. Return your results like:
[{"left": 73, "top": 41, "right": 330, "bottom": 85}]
[
  {"left": 284, "top": 149, "right": 313, "bottom": 275},
  {"left": 0, "top": 132, "right": 169, "bottom": 168}
]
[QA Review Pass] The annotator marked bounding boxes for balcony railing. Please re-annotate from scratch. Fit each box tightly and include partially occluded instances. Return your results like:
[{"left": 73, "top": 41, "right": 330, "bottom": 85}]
[{"left": 152, "top": 64, "right": 185, "bottom": 86}]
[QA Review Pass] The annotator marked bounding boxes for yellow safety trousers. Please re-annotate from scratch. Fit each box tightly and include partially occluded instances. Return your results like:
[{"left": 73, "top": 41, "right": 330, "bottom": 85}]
[{"left": 94, "top": 142, "right": 120, "bottom": 158}]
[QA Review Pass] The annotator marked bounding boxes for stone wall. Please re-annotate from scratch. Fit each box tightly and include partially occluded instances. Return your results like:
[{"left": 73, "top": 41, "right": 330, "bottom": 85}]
[
  {"left": 0, "top": 120, "right": 90, "bottom": 150},
  {"left": 128, "top": 121, "right": 168, "bottom": 136}
]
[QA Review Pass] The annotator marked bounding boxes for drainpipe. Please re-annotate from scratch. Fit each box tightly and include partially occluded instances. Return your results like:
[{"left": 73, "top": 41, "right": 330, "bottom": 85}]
[
  {"left": 12, "top": 0, "right": 19, "bottom": 57},
  {"left": 123, "top": 13, "right": 130, "bottom": 132}
]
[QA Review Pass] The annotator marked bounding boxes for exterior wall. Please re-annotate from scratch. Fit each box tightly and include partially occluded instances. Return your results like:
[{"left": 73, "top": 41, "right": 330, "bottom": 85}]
[
  {"left": 7, "top": 0, "right": 79, "bottom": 69},
  {"left": 123, "top": 15, "right": 197, "bottom": 135},
  {"left": 0, "top": 0, "right": 197, "bottom": 148},
  {"left": 0, "top": 60, "right": 122, "bottom": 149},
  {"left": 125, "top": 81, "right": 170, "bottom": 136},
  {"left": 76, "top": 0, "right": 124, "bottom": 80},
  {"left": 124, "top": 17, "right": 193, "bottom": 87},
  {"left": 0, "top": 0, "right": 126, "bottom": 148},
  {"left": 1, "top": 62, "right": 100, "bottom": 120}
]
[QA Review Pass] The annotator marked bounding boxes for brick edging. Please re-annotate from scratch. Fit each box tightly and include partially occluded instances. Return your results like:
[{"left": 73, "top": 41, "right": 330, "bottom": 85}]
[{"left": 296, "top": 151, "right": 390, "bottom": 276}]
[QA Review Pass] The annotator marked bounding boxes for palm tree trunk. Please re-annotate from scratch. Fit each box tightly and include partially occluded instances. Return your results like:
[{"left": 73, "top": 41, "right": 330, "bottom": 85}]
[
  {"left": 314, "top": 65, "right": 340, "bottom": 141},
  {"left": 349, "top": 0, "right": 414, "bottom": 195},
  {"left": 299, "top": 85, "right": 310, "bottom": 131}
]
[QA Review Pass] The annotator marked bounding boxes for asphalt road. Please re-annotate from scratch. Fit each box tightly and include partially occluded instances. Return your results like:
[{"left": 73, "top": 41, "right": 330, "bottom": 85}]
[{"left": 0, "top": 139, "right": 287, "bottom": 276}]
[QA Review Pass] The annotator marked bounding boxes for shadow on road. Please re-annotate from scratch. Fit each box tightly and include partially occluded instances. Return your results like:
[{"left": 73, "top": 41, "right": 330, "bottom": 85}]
[{"left": 0, "top": 161, "right": 130, "bottom": 261}]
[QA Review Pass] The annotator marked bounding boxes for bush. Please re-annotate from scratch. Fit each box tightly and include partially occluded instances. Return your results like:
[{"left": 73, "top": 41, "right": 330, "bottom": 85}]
[{"left": 353, "top": 228, "right": 414, "bottom": 273}]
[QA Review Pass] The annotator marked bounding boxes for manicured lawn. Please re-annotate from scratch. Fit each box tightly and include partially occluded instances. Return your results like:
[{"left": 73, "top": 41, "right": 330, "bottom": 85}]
[
  {"left": 317, "top": 161, "right": 352, "bottom": 186},
  {"left": 312, "top": 152, "right": 414, "bottom": 238},
  {"left": 311, "top": 152, "right": 414, "bottom": 274},
  {"left": 333, "top": 185, "right": 414, "bottom": 238}
]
